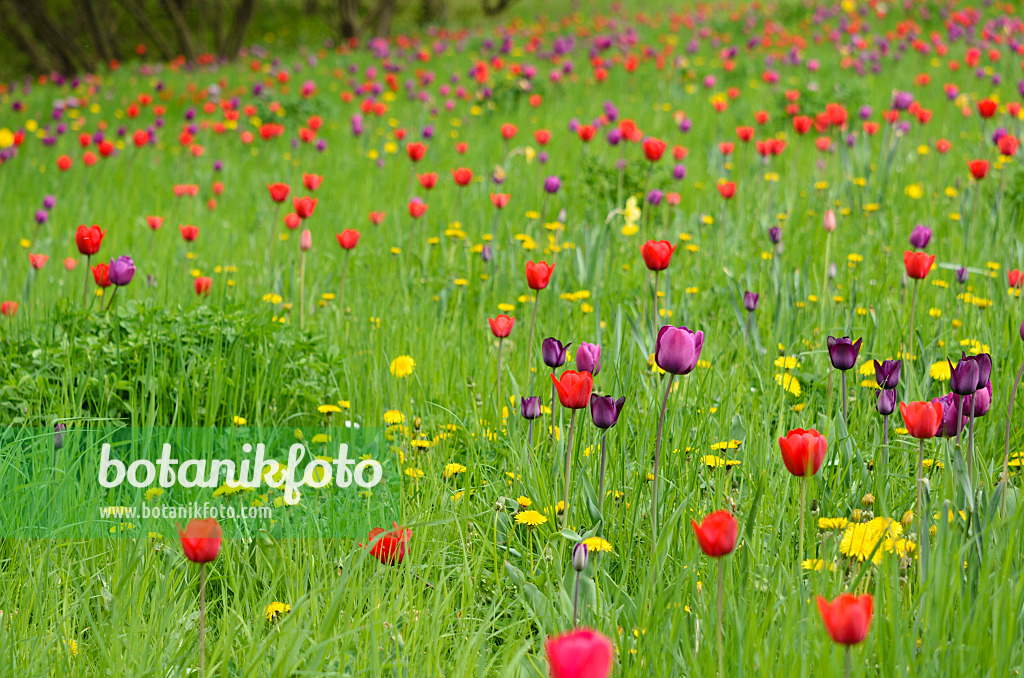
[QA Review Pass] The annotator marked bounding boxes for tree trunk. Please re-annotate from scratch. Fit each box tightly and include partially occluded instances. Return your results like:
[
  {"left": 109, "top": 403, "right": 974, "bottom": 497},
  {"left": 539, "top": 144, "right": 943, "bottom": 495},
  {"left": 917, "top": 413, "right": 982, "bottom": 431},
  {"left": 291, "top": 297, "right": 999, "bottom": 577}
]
[
  {"left": 305, "top": 0, "right": 318, "bottom": 14},
  {"left": 9, "top": 0, "right": 96, "bottom": 72},
  {"left": 114, "top": 0, "right": 177, "bottom": 61},
  {"left": 83, "top": 0, "right": 116, "bottom": 64},
  {"left": 481, "top": 0, "right": 515, "bottom": 16},
  {"left": 369, "top": 0, "right": 395, "bottom": 37},
  {"left": 337, "top": 0, "right": 361, "bottom": 39},
  {"left": 221, "top": 0, "right": 258, "bottom": 58},
  {"left": 0, "top": 0, "right": 54, "bottom": 73},
  {"left": 159, "top": 0, "right": 198, "bottom": 61},
  {"left": 418, "top": 0, "right": 446, "bottom": 25}
]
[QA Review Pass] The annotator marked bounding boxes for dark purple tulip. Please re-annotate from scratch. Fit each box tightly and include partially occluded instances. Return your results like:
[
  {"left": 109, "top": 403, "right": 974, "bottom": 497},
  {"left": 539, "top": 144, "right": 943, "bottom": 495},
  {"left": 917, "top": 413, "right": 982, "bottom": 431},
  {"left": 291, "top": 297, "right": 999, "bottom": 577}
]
[
  {"left": 646, "top": 189, "right": 663, "bottom": 206},
  {"left": 827, "top": 336, "right": 862, "bottom": 371},
  {"left": 872, "top": 359, "right": 901, "bottom": 389},
  {"left": 54, "top": 422, "right": 66, "bottom": 450},
  {"left": 576, "top": 342, "right": 601, "bottom": 376},
  {"left": 743, "top": 291, "right": 759, "bottom": 312},
  {"left": 933, "top": 393, "right": 968, "bottom": 438},
  {"left": 43, "top": 195, "right": 56, "bottom": 209},
  {"left": 949, "top": 358, "right": 978, "bottom": 396},
  {"left": 590, "top": 394, "right": 625, "bottom": 429},
  {"left": 543, "top": 176, "right": 561, "bottom": 194},
  {"left": 673, "top": 164, "right": 687, "bottom": 180},
  {"left": 957, "top": 380, "right": 992, "bottom": 418},
  {"left": 909, "top": 225, "right": 931, "bottom": 249},
  {"left": 655, "top": 325, "right": 703, "bottom": 375},
  {"left": 768, "top": 227, "right": 782, "bottom": 245},
  {"left": 892, "top": 91, "right": 914, "bottom": 110},
  {"left": 480, "top": 244, "right": 493, "bottom": 263},
  {"left": 606, "top": 128, "right": 622, "bottom": 145},
  {"left": 542, "top": 338, "right": 570, "bottom": 369},
  {"left": 968, "top": 353, "right": 992, "bottom": 390},
  {"left": 956, "top": 267, "right": 969, "bottom": 284},
  {"left": 520, "top": 396, "right": 542, "bottom": 420},
  {"left": 108, "top": 256, "right": 136, "bottom": 286},
  {"left": 1020, "top": 318, "right": 1024, "bottom": 342},
  {"left": 34, "top": 210, "right": 49, "bottom": 224},
  {"left": 877, "top": 388, "right": 897, "bottom": 416}
]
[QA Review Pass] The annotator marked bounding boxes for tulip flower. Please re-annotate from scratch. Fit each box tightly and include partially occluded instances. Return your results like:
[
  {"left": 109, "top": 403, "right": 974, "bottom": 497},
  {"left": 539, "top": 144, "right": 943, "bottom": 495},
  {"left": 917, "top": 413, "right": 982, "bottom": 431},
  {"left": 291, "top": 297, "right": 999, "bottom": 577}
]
[
  {"left": 146, "top": 216, "right": 164, "bottom": 231},
  {"left": 545, "top": 629, "right": 613, "bottom": 678},
  {"left": 1, "top": 301, "right": 18, "bottom": 318},
  {"left": 640, "top": 240, "right": 676, "bottom": 322},
  {"left": 361, "top": 522, "right": 411, "bottom": 565},
  {"left": 642, "top": 137, "right": 667, "bottom": 162},
  {"left": 180, "top": 225, "right": 199, "bottom": 242},
  {"left": 692, "top": 509, "right": 737, "bottom": 674},
  {"left": 828, "top": 336, "right": 862, "bottom": 423},
  {"left": 552, "top": 370, "right": 593, "bottom": 527},
  {"left": 542, "top": 338, "right": 570, "bottom": 369},
  {"left": 903, "top": 250, "right": 935, "bottom": 360},
  {"left": 523, "top": 261, "right": 555, "bottom": 376},
  {"left": 873, "top": 360, "right": 901, "bottom": 389},
  {"left": 909, "top": 224, "right": 932, "bottom": 249},
  {"left": 75, "top": 225, "right": 107, "bottom": 306},
  {"left": 267, "top": 183, "right": 290, "bottom": 203},
  {"left": 779, "top": 427, "right": 827, "bottom": 563},
  {"left": 179, "top": 518, "right": 221, "bottom": 675},
  {"left": 590, "top": 393, "right": 625, "bottom": 507},
  {"left": 451, "top": 167, "right": 472, "bottom": 186},
  {"left": 651, "top": 325, "right": 704, "bottom": 538},
  {"left": 576, "top": 342, "right": 601, "bottom": 376},
  {"left": 194, "top": 277, "right": 212, "bottom": 296},
  {"left": 569, "top": 542, "right": 589, "bottom": 625},
  {"left": 293, "top": 196, "right": 317, "bottom": 220},
  {"left": 406, "top": 141, "right": 426, "bottom": 162},
  {"left": 302, "top": 173, "right": 322, "bottom": 191},
  {"left": 817, "top": 593, "right": 873, "bottom": 673}
]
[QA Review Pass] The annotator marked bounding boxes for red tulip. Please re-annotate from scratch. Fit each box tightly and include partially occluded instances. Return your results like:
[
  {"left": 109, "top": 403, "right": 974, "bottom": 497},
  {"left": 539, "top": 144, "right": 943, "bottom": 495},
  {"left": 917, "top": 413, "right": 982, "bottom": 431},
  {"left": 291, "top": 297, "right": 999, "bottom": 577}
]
[
  {"left": 1, "top": 301, "right": 18, "bottom": 317},
  {"left": 642, "top": 137, "right": 667, "bottom": 162},
  {"left": 717, "top": 181, "right": 736, "bottom": 199},
  {"left": 455, "top": 142, "right": 468, "bottom": 154},
  {"left": 935, "top": 139, "right": 951, "bottom": 153},
  {"left": 691, "top": 509, "right": 738, "bottom": 557},
  {"left": 452, "top": 167, "right": 473, "bottom": 186},
  {"left": 195, "top": 277, "right": 212, "bottom": 296},
  {"left": 336, "top": 230, "right": 360, "bottom": 250},
  {"left": 525, "top": 261, "right": 555, "bottom": 290},
  {"left": 408, "top": 200, "right": 428, "bottom": 218},
  {"left": 551, "top": 370, "right": 593, "bottom": 409},
  {"left": 267, "top": 183, "right": 290, "bottom": 203},
  {"left": 577, "top": 125, "right": 596, "bottom": 142},
  {"left": 406, "top": 141, "right": 427, "bottom": 162},
  {"left": 1009, "top": 269, "right": 1022, "bottom": 288},
  {"left": 490, "top": 193, "right": 510, "bottom": 209},
  {"left": 736, "top": 126, "right": 754, "bottom": 142},
  {"left": 369, "top": 211, "right": 385, "bottom": 225},
  {"left": 178, "top": 518, "right": 222, "bottom": 563},
  {"left": 998, "top": 135, "right": 1019, "bottom": 156},
  {"left": 64, "top": 257, "right": 77, "bottom": 271},
  {"left": 75, "top": 224, "right": 106, "bottom": 256},
  {"left": 92, "top": 262, "right": 112, "bottom": 288},
  {"left": 146, "top": 216, "right": 164, "bottom": 231},
  {"left": 285, "top": 213, "right": 301, "bottom": 230},
  {"left": 793, "top": 115, "right": 813, "bottom": 134},
  {"left": 417, "top": 172, "right": 438, "bottom": 189},
  {"left": 500, "top": 123, "right": 518, "bottom": 140},
  {"left": 303, "top": 173, "right": 323, "bottom": 191},
  {"left": 640, "top": 240, "right": 676, "bottom": 271},
  {"left": 57, "top": 155, "right": 73, "bottom": 171},
  {"left": 817, "top": 594, "right": 873, "bottom": 645},
  {"left": 361, "top": 522, "right": 411, "bottom": 565},
  {"left": 83, "top": 151, "right": 98, "bottom": 166},
  {"left": 180, "top": 225, "right": 199, "bottom": 242},
  {"left": 545, "top": 629, "right": 613, "bottom": 678},
  {"left": 967, "top": 159, "right": 989, "bottom": 179},
  {"left": 719, "top": 141, "right": 735, "bottom": 156},
  {"left": 488, "top": 314, "right": 515, "bottom": 338},
  {"left": 903, "top": 250, "right": 935, "bottom": 280},
  {"left": 29, "top": 254, "right": 49, "bottom": 269},
  {"left": 293, "top": 196, "right": 317, "bottom": 219},
  {"left": 534, "top": 129, "right": 551, "bottom": 145},
  {"left": 899, "top": 401, "right": 943, "bottom": 439},
  {"left": 778, "top": 428, "right": 828, "bottom": 477},
  {"left": 977, "top": 98, "right": 997, "bottom": 118}
]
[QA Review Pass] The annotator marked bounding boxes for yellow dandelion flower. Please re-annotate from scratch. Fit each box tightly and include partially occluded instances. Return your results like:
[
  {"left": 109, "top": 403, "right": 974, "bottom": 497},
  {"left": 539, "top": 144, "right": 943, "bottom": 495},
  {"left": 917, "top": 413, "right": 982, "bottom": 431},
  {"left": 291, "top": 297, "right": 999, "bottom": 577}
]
[
  {"left": 929, "top": 361, "right": 952, "bottom": 381},
  {"left": 265, "top": 601, "right": 291, "bottom": 622},
  {"left": 775, "top": 372, "right": 802, "bottom": 397},
  {"left": 443, "top": 462, "right": 467, "bottom": 478},
  {"left": 390, "top": 355, "right": 416, "bottom": 378},
  {"left": 515, "top": 510, "right": 548, "bottom": 527},
  {"left": 582, "top": 536, "right": 613, "bottom": 553}
]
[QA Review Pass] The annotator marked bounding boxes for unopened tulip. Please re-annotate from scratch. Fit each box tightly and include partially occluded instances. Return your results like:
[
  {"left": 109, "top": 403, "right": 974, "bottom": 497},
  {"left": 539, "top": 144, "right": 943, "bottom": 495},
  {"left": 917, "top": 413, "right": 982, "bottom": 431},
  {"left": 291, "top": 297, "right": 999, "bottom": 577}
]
[{"left": 817, "top": 594, "right": 873, "bottom": 645}]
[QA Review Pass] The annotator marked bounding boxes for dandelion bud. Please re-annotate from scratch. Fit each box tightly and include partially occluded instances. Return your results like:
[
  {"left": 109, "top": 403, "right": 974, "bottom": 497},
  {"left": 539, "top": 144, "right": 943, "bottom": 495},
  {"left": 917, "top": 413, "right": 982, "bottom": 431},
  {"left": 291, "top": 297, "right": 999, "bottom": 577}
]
[
  {"left": 413, "top": 417, "right": 422, "bottom": 431},
  {"left": 901, "top": 510, "right": 914, "bottom": 528},
  {"left": 572, "top": 542, "right": 588, "bottom": 572},
  {"left": 851, "top": 509, "right": 862, "bottom": 522},
  {"left": 861, "top": 493, "right": 875, "bottom": 507}
]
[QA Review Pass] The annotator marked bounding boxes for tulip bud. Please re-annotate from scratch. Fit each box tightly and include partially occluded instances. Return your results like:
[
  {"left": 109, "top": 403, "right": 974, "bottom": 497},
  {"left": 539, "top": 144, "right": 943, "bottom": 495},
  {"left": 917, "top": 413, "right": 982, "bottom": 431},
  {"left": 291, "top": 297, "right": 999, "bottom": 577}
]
[
  {"left": 743, "top": 291, "right": 759, "bottom": 312},
  {"left": 823, "top": 209, "right": 836, "bottom": 232},
  {"left": 828, "top": 262, "right": 837, "bottom": 280},
  {"left": 768, "top": 227, "right": 782, "bottom": 245},
  {"left": 877, "top": 388, "right": 897, "bottom": 416},
  {"left": 54, "top": 422, "right": 66, "bottom": 450},
  {"left": 1020, "top": 318, "right": 1024, "bottom": 342},
  {"left": 480, "top": 244, "right": 493, "bottom": 263},
  {"left": 956, "top": 267, "right": 969, "bottom": 284},
  {"left": 520, "top": 396, "right": 542, "bottom": 420},
  {"left": 572, "top": 542, "right": 588, "bottom": 572},
  {"left": 300, "top": 229, "right": 312, "bottom": 252}
]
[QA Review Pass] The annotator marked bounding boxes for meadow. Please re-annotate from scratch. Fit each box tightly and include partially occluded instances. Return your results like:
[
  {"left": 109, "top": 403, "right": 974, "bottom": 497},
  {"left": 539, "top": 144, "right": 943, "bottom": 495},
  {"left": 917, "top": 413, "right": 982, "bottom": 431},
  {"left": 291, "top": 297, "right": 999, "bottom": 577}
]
[{"left": 1, "top": 0, "right": 1024, "bottom": 675}]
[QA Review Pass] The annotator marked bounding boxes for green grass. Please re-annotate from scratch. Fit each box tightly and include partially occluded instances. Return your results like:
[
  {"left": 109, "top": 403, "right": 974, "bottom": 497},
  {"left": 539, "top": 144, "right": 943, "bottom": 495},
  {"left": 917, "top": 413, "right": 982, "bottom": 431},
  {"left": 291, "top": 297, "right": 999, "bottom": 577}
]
[{"left": 2, "top": 0, "right": 1024, "bottom": 675}]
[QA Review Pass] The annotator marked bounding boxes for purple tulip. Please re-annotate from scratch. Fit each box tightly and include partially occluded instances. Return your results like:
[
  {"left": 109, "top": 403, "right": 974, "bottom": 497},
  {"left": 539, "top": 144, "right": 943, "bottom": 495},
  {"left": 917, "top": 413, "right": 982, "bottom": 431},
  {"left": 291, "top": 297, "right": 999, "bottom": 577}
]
[
  {"left": 966, "top": 353, "right": 992, "bottom": 390},
  {"left": 768, "top": 227, "right": 782, "bottom": 245},
  {"left": 480, "top": 245, "right": 493, "bottom": 263},
  {"left": 827, "top": 336, "right": 862, "bottom": 371},
  {"left": 909, "top": 225, "right": 931, "bottom": 249},
  {"left": 108, "top": 256, "right": 136, "bottom": 286},
  {"left": 34, "top": 210, "right": 49, "bottom": 225},
  {"left": 43, "top": 195, "right": 56, "bottom": 209},
  {"left": 54, "top": 422, "right": 66, "bottom": 450},
  {"left": 956, "top": 267, "right": 969, "bottom": 284},
  {"left": 590, "top": 394, "right": 625, "bottom": 429},
  {"left": 542, "top": 338, "right": 570, "bottom": 369},
  {"left": 646, "top": 189, "right": 663, "bottom": 206},
  {"left": 873, "top": 359, "right": 901, "bottom": 389},
  {"left": 933, "top": 393, "right": 968, "bottom": 438},
  {"left": 892, "top": 91, "right": 914, "bottom": 110},
  {"left": 877, "top": 388, "right": 897, "bottom": 416},
  {"left": 544, "top": 176, "right": 561, "bottom": 194},
  {"left": 673, "top": 164, "right": 687, "bottom": 180},
  {"left": 949, "top": 358, "right": 979, "bottom": 396},
  {"left": 957, "top": 380, "right": 992, "bottom": 418},
  {"left": 576, "top": 342, "right": 601, "bottom": 376},
  {"left": 743, "top": 291, "right": 759, "bottom": 312},
  {"left": 572, "top": 542, "right": 588, "bottom": 572},
  {"left": 520, "top": 396, "right": 542, "bottom": 420},
  {"left": 655, "top": 325, "right": 703, "bottom": 375}
]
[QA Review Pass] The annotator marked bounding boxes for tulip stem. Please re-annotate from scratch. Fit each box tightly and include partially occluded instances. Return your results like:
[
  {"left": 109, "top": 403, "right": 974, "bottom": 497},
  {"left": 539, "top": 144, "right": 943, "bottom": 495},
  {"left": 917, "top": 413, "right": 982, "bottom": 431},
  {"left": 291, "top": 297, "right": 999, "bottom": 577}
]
[
  {"left": 716, "top": 557, "right": 725, "bottom": 678},
  {"left": 1001, "top": 358, "right": 1024, "bottom": 511},
  {"left": 572, "top": 570, "right": 581, "bottom": 628},
  {"left": 199, "top": 561, "right": 206, "bottom": 677},
  {"left": 562, "top": 409, "right": 577, "bottom": 529},
  {"left": 82, "top": 255, "right": 91, "bottom": 307},
  {"left": 907, "top": 280, "right": 918, "bottom": 369},
  {"left": 841, "top": 371, "right": 848, "bottom": 427},
  {"left": 652, "top": 373, "right": 676, "bottom": 540},
  {"left": 550, "top": 368, "right": 557, "bottom": 439},
  {"left": 104, "top": 285, "right": 118, "bottom": 312},
  {"left": 820, "top": 231, "right": 832, "bottom": 325},
  {"left": 527, "top": 293, "right": 539, "bottom": 387},
  {"left": 968, "top": 408, "right": 976, "bottom": 491},
  {"left": 496, "top": 338, "right": 505, "bottom": 426},
  {"left": 917, "top": 438, "right": 927, "bottom": 583},
  {"left": 956, "top": 392, "right": 965, "bottom": 450},
  {"left": 799, "top": 477, "right": 807, "bottom": 566},
  {"left": 598, "top": 430, "right": 608, "bottom": 523},
  {"left": 653, "top": 271, "right": 660, "bottom": 329},
  {"left": 338, "top": 251, "right": 350, "bottom": 317},
  {"left": 298, "top": 251, "right": 306, "bottom": 331},
  {"left": 844, "top": 646, "right": 851, "bottom": 678}
]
